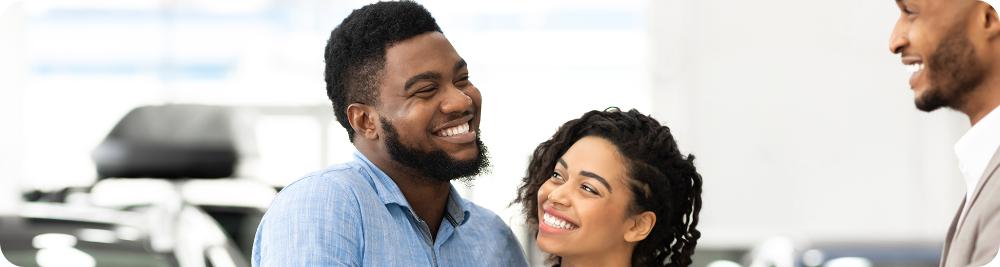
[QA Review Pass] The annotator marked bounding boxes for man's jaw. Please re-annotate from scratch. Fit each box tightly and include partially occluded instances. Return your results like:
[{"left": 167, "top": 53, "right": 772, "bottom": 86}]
[{"left": 382, "top": 121, "right": 488, "bottom": 183}]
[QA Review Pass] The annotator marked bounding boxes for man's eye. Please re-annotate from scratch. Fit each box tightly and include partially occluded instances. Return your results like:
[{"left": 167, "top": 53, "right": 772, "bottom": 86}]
[
  {"left": 417, "top": 87, "right": 437, "bottom": 95},
  {"left": 455, "top": 77, "right": 470, "bottom": 87}
]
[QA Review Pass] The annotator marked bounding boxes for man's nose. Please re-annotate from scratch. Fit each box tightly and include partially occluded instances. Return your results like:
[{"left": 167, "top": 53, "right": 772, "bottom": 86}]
[
  {"left": 889, "top": 23, "right": 909, "bottom": 54},
  {"left": 440, "top": 85, "right": 473, "bottom": 115}
]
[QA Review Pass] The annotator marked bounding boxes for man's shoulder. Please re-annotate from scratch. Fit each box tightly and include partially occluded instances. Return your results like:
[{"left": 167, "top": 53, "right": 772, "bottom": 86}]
[
  {"left": 464, "top": 201, "right": 501, "bottom": 221},
  {"left": 269, "top": 162, "right": 371, "bottom": 209},
  {"left": 253, "top": 162, "right": 374, "bottom": 267},
  {"left": 461, "top": 201, "right": 517, "bottom": 235},
  {"left": 287, "top": 161, "right": 368, "bottom": 189},
  {"left": 454, "top": 200, "right": 528, "bottom": 265}
]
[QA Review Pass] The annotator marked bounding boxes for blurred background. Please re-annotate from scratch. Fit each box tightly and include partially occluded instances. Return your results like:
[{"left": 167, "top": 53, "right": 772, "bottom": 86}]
[{"left": 0, "top": 0, "right": 970, "bottom": 266}]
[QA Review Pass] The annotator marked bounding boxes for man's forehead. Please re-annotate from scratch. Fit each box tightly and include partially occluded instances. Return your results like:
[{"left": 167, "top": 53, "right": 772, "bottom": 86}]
[
  {"left": 907, "top": 0, "right": 1000, "bottom": 9},
  {"left": 905, "top": 0, "right": 998, "bottom": 5}
]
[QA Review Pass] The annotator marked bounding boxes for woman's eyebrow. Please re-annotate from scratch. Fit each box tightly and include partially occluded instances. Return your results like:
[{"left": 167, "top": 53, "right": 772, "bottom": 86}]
[{"left": 579, "top": 170, "right": 612, "bottom": 193}]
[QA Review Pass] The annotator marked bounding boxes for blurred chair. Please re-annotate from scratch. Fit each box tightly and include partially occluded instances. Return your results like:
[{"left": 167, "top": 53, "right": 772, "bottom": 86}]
[
  {"left": 93, "top": 104, "right": 238, "bottom": 179},
  {"left": 91, "top": 104, "right": 275, "bottom": 259},
  {"left": 0, "top": 241, "right": 14, "bottom": 266}
]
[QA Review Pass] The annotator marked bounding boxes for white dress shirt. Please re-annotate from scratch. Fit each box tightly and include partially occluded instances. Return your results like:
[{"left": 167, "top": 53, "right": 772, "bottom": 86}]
[
  {"left": 954, "top": 105, "right": 1000, "bottom": 267},
  {"left": 955, "top": 106, "right": 1000, "bottom": 202}
]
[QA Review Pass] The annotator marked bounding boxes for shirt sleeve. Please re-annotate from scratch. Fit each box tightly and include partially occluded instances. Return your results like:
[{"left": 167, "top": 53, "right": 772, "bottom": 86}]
[
  {"left": 499, "top": 223, "right": 530, "bottom": 267},
  {"left": 252, "top": 176, "right": 363, "bottom": 267},
  {"left": 486, "top": 212, "right": 529, "bottom": 267}
]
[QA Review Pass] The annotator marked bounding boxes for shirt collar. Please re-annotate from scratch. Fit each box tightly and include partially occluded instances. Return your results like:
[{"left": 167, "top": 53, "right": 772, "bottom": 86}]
[
  {"left": 954, "top": 105, "right": 1000, "bottom": 199},
  {"left": 353, "top": 151, "right": 471, "bottom": 226}
]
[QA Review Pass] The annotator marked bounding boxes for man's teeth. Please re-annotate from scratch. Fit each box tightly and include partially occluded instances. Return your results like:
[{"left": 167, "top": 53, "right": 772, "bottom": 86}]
[
  {"left": 543, "top": 212, "right": 578, "bottom": 230},
  {"left": 437, "top": 123, "right": 470, "bottom": 137},
  {"left": 906, "top": 63, "right": 924, "bottom": 74}
]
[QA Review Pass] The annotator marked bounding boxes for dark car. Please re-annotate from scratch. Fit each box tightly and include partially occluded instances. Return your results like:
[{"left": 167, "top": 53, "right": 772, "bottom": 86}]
[
  {"left": 0, "top": 202, "right": 246, "bottom": 267},
  {"left": 1, "top": 104, "right": 285, "bottom": 267}
]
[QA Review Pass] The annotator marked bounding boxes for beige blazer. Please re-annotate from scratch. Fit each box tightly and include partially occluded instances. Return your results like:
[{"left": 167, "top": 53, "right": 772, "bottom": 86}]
[{"left": 941, "top": 147, "right": 1000, "bottom": 267}]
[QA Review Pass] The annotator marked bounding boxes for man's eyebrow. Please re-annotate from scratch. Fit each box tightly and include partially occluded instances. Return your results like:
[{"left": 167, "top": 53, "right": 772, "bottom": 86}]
[
  {"left": 404, "top": 71, "right": 442, "bottom": 92},
  {"left": 579, "top": 170, "right": 613, "bottom": 194},
  {"left": 454, "top": 59, "right": 467, "bottom": 72}
]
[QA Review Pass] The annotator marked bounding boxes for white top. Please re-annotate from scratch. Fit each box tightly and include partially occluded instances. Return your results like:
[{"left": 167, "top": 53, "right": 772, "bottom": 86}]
[
  {"left": 954, "top": 105, "right": 1000, "bottom": 267},
  {"left": 955, "top": 105, "right": 1000, "bottom": 202}
]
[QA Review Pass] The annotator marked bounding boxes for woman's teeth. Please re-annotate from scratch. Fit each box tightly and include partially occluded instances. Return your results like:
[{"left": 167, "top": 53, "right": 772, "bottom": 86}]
[
  {"left": 437, "top": 123, "right": 470, "bottom": 137},
  {"left": 543, "top": 212, "right": 578, "bottom": 230}
]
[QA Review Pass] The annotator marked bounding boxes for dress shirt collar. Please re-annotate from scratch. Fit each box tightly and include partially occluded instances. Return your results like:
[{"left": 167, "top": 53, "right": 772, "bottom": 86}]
[
  {"left": 955, "top": 105, "right": 1000, "bottom": 200},
  {"left": 353, "top": 151, "right": 470, "bottom": 226}
]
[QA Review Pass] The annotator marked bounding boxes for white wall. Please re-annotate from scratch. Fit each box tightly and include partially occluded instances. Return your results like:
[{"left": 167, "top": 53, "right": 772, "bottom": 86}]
[
  {"left": 10, "top": 0, "right": 973, "bottom": 256},
  {"left": 649, "top": 0, "right": 969, "bottom": 247},
  {"left": 0, "top": 1, "right": 25, "bottom": 214}
]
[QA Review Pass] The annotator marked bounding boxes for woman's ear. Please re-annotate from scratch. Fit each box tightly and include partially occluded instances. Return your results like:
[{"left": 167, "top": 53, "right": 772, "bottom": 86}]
[
  {"left": 624, "top": 211, "right": 656, "bottom": 243},
  {"left": 347, "top": 103, "right": 379, "bottom": 140}
]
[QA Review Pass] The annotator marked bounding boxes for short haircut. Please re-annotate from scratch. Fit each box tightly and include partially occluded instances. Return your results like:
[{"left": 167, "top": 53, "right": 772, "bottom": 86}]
[{"left": 324, "top": 1, "right": 442, "bottom": 141}]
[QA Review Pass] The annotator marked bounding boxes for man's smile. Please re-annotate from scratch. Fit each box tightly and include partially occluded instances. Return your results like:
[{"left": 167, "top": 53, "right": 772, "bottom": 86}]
[
  {"left": 432, "top": 115, "right": 477, "bottom": 144},
  {"left": 901, "top": 55, "right": 925, "bottom": 89}
]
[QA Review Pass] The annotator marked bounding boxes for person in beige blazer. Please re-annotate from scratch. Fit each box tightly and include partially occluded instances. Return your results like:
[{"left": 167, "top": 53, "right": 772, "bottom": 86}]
[{"left": 889, "top": 0, "right": 1000, "bottom": 266}]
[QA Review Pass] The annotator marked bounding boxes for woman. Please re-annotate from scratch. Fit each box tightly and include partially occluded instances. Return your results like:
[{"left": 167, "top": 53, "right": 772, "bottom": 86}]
[{"left": 515, "top": 108, "right": 703, "bottom": 267}]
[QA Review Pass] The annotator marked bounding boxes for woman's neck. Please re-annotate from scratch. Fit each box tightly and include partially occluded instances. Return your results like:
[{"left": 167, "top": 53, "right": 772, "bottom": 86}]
[{"left": 559, "top": 248, "right": 633, "bottom": 267}]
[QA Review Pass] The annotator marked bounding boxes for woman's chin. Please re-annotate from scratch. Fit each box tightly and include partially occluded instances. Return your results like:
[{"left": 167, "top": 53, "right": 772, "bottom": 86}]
[{"left": 535, "top": 237, "right": 561, "bottom": 255}]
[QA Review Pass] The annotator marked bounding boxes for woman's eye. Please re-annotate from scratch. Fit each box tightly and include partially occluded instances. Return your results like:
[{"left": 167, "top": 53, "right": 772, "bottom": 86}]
[
  {"left": 549, "top": 172, "right": 564, "bottom": 182},
  {"left": 581, "top": 184, "right": 599, "bottom": 196}
]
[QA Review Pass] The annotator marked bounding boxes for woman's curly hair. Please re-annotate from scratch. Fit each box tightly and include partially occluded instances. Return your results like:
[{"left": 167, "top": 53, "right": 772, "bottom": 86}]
[{"left": 514, "top": 108, "right": 703, "bottom": 267}]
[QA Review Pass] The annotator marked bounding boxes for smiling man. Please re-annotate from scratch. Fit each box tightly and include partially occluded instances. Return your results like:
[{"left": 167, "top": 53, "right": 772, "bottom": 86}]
[
  {"left": 890, "top": 0, "right": 1000, "bottom": 266},
  {"left": 251, "top": 2, "right": 527, "bottom": 266}
]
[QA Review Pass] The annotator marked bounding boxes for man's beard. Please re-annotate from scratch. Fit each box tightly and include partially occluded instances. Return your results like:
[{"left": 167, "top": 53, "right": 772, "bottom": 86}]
[
  {"left": 381, "top": 117, "right": 490, "bottom": 183},
  {"left": 917, "top": 23, "right": 985, "bottom": 112}
]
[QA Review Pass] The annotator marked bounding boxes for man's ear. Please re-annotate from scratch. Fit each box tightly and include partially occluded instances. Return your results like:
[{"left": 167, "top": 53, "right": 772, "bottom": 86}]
[
  {"left": 347, "top": 103, "right": 379, "bottom": 140},
  {"left": 981, "top": 2, "right": 1000, "bottom": 40},
  {"left": 624, "top": 211, "right": 656, "bottom": 243}
]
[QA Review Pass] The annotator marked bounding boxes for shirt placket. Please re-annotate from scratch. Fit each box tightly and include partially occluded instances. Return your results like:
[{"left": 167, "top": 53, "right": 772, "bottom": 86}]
[{"left": 410, "top": 210, "right": 439, "bottom": 267}]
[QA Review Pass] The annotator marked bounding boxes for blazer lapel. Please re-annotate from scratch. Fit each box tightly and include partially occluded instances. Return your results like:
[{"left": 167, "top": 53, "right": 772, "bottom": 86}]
[{"left": 954, "top": 146, "right": 1000, "bottom": 239}]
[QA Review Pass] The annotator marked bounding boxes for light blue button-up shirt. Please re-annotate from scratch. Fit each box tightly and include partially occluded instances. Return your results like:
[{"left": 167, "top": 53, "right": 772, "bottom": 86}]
[{"left": 252, "top": 151, "right": 528, "bottom": 266}]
